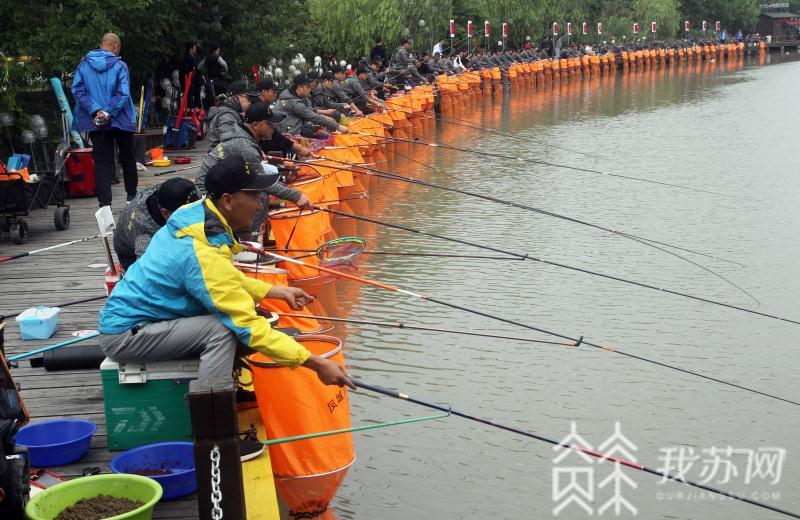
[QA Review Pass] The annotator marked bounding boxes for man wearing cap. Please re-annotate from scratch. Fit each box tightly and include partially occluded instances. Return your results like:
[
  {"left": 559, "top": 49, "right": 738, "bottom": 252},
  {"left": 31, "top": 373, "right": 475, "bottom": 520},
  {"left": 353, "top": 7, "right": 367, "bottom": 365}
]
[
  {"left": 311, "top": 71, "right": 360, "bottom": 118},
  {"left": 196, "top": 102, "right": 312, "bottom": 237},
  {"left": 254, "top": 77, "right": 279, "bottom": 105},
  {"left": 330, "top": 66, "right": 357, "bottom": 107},
  {"left": 274, "top": 73, "right": 348, "bottom": 137},
  {"left": 206, "top": 79, "right": 257, "bottom": 149},
  {"left": 113, "top": 178, "right": 200, "bottom": 272},
  {"left": 99, "top": 155, "right": 354, "bottom": 389},
  {"left": 345, "top": 66, "right": 386, "bottom": 114},
  {"left": 390, "top": 39, "right": 427, "bottom": 85}
]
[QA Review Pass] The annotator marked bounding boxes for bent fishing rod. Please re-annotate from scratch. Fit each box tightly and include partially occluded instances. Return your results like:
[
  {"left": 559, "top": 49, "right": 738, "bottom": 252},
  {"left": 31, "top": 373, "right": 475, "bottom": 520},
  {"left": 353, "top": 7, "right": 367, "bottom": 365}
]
[
  {"left": 0, "top": 235, "right": 101, "bottom": 264},
  {"left": 317, "top": 205, "right": 787, "bottom": 324},
  {"left": 249, "top": 245, "right": 800, "bottom": 407},
  {"left": 296, "top": 156, "right": 753, "bottom": 301},
  {"left": 354, "top": 380, "right": 800, "bottom": 519},
  {"left": 353, "top": 129, "right": 735, "bottom": 198},
  {"left": 301, "top": 154, "right": 742, "bottom": 266}
]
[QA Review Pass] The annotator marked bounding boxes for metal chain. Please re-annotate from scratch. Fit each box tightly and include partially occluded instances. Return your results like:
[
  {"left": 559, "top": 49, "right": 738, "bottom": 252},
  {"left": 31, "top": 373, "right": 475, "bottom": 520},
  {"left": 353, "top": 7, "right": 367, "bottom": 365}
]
[{"left": 210, "top": 445, "right": 223, "bottom": 520}]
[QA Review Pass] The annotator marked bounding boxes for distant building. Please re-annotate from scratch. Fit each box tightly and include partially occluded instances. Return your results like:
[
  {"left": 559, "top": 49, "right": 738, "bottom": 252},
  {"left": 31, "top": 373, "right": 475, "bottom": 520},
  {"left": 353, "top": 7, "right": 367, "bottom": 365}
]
[{"left": 755, "top": 11, "right": 800, "bottom": 41}]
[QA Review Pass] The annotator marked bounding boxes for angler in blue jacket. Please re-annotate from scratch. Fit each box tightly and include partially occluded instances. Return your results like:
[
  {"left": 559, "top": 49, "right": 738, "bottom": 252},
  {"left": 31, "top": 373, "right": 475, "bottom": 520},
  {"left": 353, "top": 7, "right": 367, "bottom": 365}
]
[{"left": 71, "top": 32, "right": 138, "bottom": 207}]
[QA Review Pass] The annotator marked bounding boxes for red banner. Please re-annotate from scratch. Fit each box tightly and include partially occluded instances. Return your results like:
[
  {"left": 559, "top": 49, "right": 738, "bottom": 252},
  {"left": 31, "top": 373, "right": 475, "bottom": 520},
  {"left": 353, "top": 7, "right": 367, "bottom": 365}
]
[
  {"left": 467, "top": 20, "right": 473, "bottom": 37},
  {"left": 553, "top": 22, "right": 558, "bottom": 35},
  {"left": 449, "top": 20, "right": 456, "bottom": 38},
  {"left": 485, "top": 20, "right": 490, "bottom": 38},
  {"left": 702, "top": 20, "right": 707, "bottom": 31},
  {"left": 651, "top": 22, "right": 657, "bottom": 33},
  {"left": 567, "top": 22, "right": 573, "bottom": 35},
  {"left": 633, "top": 23, "right": 639, "bottom": 34},
  {"left": 715, "top": 20, "right": 721, "bottom": 31},
  {"left": 597, "top": 22, "right": 603, "bottom": 35},
  {"left": 502, "top": 22, "right": 508, "bottom": 37},
  {"left": 582, "top": 22, "right": 588, "bottom": 35},
  {"left": 685, "top": 20, "right": 690, "bottom": 32}
]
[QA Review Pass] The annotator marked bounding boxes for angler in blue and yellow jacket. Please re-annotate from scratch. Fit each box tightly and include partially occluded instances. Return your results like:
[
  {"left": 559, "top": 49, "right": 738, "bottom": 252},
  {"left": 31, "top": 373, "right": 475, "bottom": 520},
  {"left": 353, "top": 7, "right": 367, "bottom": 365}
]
[{"left": 99, "top": 155, "right": 353, "bottom": 388}]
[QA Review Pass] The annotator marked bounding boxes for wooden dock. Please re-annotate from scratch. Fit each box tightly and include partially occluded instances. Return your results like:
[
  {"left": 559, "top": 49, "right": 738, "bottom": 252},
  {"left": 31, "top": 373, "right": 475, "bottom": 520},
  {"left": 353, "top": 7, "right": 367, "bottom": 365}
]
[{"left": 1, "top": 138, "right": 209, "bottom": 518}]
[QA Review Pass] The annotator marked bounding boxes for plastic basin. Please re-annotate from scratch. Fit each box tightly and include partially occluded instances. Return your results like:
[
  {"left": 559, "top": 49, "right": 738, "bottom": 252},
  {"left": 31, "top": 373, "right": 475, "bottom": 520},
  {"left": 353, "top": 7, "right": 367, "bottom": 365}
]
[
  {"left": 25, "top": 473, "right": 162, "bottom": 520},
  {"left": 110, "top": 442, "right": 196, "bottom": 500},
  {"left": 15, "top": 419, "right": 96, "bottom": 467}
]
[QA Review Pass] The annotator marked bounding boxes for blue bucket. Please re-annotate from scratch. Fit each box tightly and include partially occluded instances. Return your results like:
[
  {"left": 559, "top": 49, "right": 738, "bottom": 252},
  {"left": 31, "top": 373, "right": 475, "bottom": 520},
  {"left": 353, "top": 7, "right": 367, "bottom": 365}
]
[
  {"left": 110, "top": 442, "right": 196, "bottom": 500},
  {"left": 15, "top": 419, "right": 96, "bottom": 467}
]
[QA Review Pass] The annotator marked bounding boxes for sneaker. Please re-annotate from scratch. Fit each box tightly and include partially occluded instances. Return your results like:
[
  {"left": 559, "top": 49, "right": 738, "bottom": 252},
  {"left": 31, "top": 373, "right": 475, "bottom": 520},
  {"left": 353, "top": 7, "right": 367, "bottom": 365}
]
[
  {"left": 239, "top": 439, "right": 265, "bottom": 462},
  {"left": 126, "top": 193, "right": 137, "bottom": 204}
]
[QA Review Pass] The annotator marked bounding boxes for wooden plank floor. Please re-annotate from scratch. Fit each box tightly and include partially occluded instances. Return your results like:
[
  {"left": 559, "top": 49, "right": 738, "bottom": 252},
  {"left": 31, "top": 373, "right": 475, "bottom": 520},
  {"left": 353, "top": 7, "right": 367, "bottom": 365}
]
[{"left": 1, "top": 135, "right": 209, "bottom": 519}]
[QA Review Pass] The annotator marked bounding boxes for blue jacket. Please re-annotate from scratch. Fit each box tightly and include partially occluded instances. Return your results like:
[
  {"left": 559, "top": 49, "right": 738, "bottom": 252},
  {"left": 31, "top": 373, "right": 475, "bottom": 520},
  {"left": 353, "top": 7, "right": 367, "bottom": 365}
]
[
  {"left": 99, "top": 199, "right": 310, "bottom": 368},
  {"left": 71, "top": 49, "right": 136, "bottom": 133}
]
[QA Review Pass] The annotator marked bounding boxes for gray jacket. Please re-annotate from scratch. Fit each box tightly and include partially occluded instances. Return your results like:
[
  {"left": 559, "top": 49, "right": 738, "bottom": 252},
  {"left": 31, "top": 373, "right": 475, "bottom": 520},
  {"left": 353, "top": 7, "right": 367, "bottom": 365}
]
[
  {"left": 206, "top": 103, "right": 242, "bottom": 150},
  {"left": 113, "top": 186, "right": 163, "bottom": 271},
  {"left": 343, "top": 76, "right": 368, "bottom": 106},
  {"left": 274, "top": 88, "right": 338, "bottom": 135},
  {"left": 331, "top": 80, "right": 353, "bottom": 104},
  {"left": 310, "top": 85, "right": 345, "bottom": 110},
  {"left": 195, "top": 123, "right": 300, "bottom": 203}
]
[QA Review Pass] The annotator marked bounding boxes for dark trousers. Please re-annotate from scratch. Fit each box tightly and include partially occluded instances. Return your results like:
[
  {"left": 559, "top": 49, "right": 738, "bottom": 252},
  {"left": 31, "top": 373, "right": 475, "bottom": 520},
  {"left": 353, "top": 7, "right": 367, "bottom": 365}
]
[{"left": 90, "top": 129, "right": 138, "bottom": 206}]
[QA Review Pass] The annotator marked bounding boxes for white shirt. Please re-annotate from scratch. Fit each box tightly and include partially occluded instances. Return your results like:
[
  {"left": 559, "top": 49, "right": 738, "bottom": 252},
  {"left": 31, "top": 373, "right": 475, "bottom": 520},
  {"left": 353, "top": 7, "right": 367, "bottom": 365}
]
[{"left": 433, "top": 42, "right": 444, "bottom": 56}]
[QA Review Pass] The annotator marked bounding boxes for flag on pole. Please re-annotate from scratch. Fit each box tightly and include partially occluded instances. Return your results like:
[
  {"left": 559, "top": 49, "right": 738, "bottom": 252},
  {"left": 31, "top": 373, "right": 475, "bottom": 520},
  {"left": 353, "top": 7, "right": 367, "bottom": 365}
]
[
  {"left": 553, "top": 22, "right": 558, "bottom": 35},
  {"left": 582, "top": 22, "right": 588, "bottom": 35},
  {"left": 597, "top": 22, "right": 603, "bottom": 35},
  {"left": 449, "top": 20, "right": 456, "bottom": 38},
  {"left": 651, "top": 21, "right": 657, "bottom": 33},
  {"left": 633, "top": 22, "right": 639, "bottom": 34},
  {"left": 685, "top": 20, "right": 690, "bottom": 32},
  {"left": 702, "top": 20, "right": 707, "bottom": 31},
  {"left": 502, "top": 22, "right": 508, "bottom": 37},
  {"left": 567, "top": 22, "right": 573, "bottom": 36},
  {"left": 467, "top": 20, "right": 473, "bottom": 37},
  {"left": 715, "top": 20, "right": 721, "bottom": 31},
  {"left": 485, "top": 20, "right": 490, "bottom": 38}
]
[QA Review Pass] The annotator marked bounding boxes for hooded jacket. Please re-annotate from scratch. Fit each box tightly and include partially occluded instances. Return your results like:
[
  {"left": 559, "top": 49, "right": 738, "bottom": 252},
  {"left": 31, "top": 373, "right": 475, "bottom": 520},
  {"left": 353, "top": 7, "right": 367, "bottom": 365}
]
[
  {"left": 205, "top": 96, "right": 245, "bottom": 149},
  {"left": 274, "top": 88, "right": 339, "bottom": 135},
  {"left": 99, "top": 198, "right": 311, "bottom": 368},
  {"left": 71, "top": 49, "right": 136, "bottom": 133},
  {"left": 194, "top": 123, "right": 300, "bottom": 203}
]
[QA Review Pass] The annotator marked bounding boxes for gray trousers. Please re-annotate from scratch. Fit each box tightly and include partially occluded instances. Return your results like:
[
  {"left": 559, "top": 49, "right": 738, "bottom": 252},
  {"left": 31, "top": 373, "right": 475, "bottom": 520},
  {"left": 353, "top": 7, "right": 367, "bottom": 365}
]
[{"left": 99, "top": 315, "right": 238, "bottom": 380}]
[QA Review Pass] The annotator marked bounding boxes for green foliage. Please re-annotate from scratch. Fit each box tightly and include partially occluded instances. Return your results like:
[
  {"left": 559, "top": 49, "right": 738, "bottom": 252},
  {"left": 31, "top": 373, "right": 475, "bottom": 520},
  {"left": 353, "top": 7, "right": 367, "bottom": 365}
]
[{"left": 0, "top": 0, "right": 766, "bottom": 113}]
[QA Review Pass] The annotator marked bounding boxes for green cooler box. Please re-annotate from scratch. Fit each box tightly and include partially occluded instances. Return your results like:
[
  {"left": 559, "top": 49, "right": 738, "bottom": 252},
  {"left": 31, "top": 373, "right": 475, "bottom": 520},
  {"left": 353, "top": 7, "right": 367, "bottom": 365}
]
[{"left": 100, "top": 357, "right": 200, "bottom": 450}]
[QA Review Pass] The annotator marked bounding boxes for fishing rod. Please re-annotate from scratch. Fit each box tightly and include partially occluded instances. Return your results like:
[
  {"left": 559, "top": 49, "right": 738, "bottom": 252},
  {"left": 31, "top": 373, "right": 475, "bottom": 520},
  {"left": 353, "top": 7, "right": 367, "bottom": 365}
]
[
  {"left": 153, "top": 163, "right": 202, "bottom": 177},
  {"left": 352, "top": 129, "right": 735, "bottom": 198},
  {"left": 281, "top": 249, "right": 526, "bottom": 261},
  {"left": 354, "top": 380, "right": 800, "bottom": 519},
  {"left": 0, "top": 235, "right": 101, "bottom": 264},
  {"left": 309, "top": 149, "right": 742, "bottom": 267},
  {"left": 250, "top": 244, "right": 800, "bottom": 407},
  {"left": 277, "top": 312, "right": 574, "bottom": 346},
  {"left": 0, "top": 294, "right": 108, "bottom": 321},
  {"left": 317, "top": 205, "right": 784, "bottom": 322}
]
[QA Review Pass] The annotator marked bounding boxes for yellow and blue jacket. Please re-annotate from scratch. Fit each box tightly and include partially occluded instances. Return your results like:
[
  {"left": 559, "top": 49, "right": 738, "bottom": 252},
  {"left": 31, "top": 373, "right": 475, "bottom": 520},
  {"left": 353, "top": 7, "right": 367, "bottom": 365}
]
[{"left": 99, "top": 198, "right": 310, "bottom": 368}]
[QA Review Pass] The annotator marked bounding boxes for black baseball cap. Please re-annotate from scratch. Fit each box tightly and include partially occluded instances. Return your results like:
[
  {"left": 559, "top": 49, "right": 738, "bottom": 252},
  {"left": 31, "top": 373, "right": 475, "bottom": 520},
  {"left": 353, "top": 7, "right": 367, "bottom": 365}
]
[
  {"left": 254, "top": 77, "right": 276, "bottom": 92},
  {"left": 157, "top": 178, "right": 199, "bottom": 212},
  {"left": 204, "top": 155, "right": 281, "bottom": 199},
  {"left": 243, "top": 102, "right": 284, "bottom": 124},
  {"left": 321, "top": 71, "right": 334, "bottom": 81},
  {"left": 227, "top": 80, "right": 258, "bottom": 97},
  {"left": 292, "top": 73, "right": 313, "bottom": 88}
]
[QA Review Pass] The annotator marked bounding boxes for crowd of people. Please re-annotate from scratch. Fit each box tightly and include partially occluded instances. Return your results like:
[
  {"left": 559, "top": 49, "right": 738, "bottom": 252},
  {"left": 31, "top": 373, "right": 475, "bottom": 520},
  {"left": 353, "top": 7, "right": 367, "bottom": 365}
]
[{"left": 66, "top": 29, "right": 764, "bottom": 461}]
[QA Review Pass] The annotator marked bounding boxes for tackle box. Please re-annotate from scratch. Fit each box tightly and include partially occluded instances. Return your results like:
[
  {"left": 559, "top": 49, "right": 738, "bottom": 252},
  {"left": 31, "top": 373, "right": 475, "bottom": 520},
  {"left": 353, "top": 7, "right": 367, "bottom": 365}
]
[
  {"left": 100, "top": 357, "right": 199, "bottom": 450},
  {"left": 16, "top": 306, "right": 60, "bottom": 340}
]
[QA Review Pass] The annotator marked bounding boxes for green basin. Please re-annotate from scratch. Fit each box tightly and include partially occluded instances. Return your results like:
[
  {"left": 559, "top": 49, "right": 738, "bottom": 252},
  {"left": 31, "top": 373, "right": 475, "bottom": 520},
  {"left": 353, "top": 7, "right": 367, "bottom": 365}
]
[{"left": 26, "top": 474, "right": 163, "bottom": 520}]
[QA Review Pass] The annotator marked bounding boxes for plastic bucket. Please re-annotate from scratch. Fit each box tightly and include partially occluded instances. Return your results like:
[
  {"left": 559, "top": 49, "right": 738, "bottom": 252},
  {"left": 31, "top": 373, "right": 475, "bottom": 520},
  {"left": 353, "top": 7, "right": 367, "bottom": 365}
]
[
  {"left": 269, "top": 207, "right": 334, "bottom": 279},
  {"left": 248, "top": 335, "right": 354, "bottom": 516},
  {"left": 25, "top": 474, "right": 162, "bottom": 520},
  {"left": 110, "top": 442, "right": 196, "bottom": 500},
  {"left": 15, "top": 419, "right": 96, "bottom": 467}
]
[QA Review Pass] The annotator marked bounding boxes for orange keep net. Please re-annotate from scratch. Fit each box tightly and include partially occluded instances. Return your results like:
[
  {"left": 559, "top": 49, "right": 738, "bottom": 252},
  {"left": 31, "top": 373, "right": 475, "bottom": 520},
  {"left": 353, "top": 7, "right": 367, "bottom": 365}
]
[
  {"left": 238, "top": 266, "right": 325, "bottom": 333},
  {"left": 269, "top": 207, "right": 334, "bottom": 279},
  {"left": 249, "top": 335, "right": 354, "bottom": 515}
]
